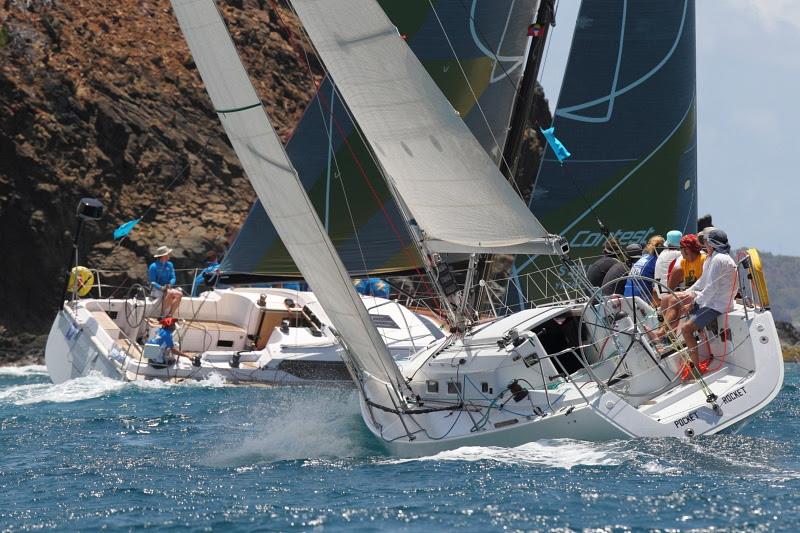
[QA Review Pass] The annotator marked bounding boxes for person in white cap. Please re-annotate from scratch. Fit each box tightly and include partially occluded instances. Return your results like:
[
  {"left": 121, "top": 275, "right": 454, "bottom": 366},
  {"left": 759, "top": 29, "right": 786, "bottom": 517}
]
[{"left": 148, "top": 245, "right": 182, "bottom": 317}]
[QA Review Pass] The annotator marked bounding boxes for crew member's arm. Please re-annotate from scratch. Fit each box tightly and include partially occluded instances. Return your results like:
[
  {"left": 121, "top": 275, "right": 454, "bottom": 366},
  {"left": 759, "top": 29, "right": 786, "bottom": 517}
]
[
  {"left": 667, "top": 265, "right": 684, "bottom": 290},
  {"left": 148, "top": 263, "right": 161, "bottom": 290},
  {"left": 167, "top": 263, "right": 176, "bottom": 287}
]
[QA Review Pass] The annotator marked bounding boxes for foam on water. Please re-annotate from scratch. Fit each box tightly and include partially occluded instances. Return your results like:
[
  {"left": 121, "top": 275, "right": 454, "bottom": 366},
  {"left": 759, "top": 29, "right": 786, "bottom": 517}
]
[
  {"left": 205, "top": 387, "right": 370, "bottom": 465},
  {"left": 0, "top": 372, "right": 126, "bottom": 405},
  {"left": 0, "top": 364, "right": 48, "bottom": 376},
  {"left": 387, "top": 439, "right": 632, "bottom": 469},
  {"left": 0, "top": 368, "right": 232, "bottom": 406}
]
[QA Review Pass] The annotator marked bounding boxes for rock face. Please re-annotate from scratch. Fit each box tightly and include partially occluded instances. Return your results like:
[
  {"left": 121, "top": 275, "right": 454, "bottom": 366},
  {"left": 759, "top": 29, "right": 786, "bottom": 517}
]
[{"left": 0, "top": 0, "right": 316, "bottom": 345}]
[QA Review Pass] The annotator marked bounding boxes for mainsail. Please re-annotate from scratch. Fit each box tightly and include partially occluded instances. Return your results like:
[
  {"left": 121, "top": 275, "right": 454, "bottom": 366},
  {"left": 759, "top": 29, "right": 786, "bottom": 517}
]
[
  {"left": 291, "top": 0, "right": 559, "bottom": 256},
  {"left": 171, "top": 0, "right": 406, "bottom": 396},
  {"left": 222, "top": 0, "right": 540, "bottom": 274},
  {"left": 526, "top": 0, "right": 697, "bottom": 261}
]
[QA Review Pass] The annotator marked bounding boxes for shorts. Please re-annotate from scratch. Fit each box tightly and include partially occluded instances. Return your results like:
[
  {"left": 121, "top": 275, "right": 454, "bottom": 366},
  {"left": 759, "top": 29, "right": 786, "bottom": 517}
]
[{"left": 688, "top": 303, "right": 721, "bottom": 329}]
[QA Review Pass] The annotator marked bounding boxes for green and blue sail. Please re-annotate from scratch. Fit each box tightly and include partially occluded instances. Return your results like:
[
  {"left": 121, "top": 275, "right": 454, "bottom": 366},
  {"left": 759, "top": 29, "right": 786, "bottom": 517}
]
[
  {"left": 221, "top": 0, "right": 538, "bottom": 276},
  {"left": 509, "top": 0, "right": 697, "bottom": 306},
  {"left": 523, "top": 0, "right": 697, "bottom": 263}
]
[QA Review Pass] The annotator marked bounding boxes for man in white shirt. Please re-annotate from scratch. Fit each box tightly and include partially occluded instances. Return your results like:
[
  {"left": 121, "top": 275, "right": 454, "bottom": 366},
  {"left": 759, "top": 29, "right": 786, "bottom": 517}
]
[{"left": 678, "top": 229, "right": 738, "bottom": 369}]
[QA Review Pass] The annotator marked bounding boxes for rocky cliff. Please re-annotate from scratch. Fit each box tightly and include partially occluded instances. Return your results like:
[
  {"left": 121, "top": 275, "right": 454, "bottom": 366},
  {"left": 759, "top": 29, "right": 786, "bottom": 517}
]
[{"left": 0, "top": 0, "right": 319, "bottom": 351}]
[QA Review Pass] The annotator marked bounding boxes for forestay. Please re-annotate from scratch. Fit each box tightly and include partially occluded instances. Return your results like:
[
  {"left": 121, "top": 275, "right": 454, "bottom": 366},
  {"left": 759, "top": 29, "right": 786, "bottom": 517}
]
[
  {"left": 171, "top": 0, "right": 406, "bottom": 395},
  {"left": 290, "top": 0, "right": 560, "bottom": 256}
]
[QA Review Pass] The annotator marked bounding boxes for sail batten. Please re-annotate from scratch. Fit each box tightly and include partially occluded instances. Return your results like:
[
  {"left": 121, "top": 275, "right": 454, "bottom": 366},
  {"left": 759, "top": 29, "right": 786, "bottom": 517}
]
[
  {"left": 171, "top": 0, "right": 405, "bottom": 397},
  {"left": 290, "top": 0, "right": 559, "bottom": 256}
]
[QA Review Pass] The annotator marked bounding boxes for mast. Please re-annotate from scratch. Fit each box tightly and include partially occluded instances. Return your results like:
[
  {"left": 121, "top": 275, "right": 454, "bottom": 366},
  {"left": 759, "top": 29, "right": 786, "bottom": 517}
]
[{"left": 500, "top": 0, "right": 556, "bottom": 184}]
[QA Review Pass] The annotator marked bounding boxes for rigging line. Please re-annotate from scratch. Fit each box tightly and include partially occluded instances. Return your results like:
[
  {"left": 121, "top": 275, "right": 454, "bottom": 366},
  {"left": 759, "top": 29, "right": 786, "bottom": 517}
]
[
  {"left": 116, "top": 132, "right": 215, "bottom": 248},
  {"left": 311, "top": 83, "right": 372, "bottom": 286},
  {"left": 426, "top": 0, "right": 524, "bottom": 199}
]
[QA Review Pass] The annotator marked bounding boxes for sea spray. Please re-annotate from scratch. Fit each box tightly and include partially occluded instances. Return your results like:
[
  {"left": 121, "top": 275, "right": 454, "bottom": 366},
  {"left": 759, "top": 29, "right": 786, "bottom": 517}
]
[
  {"left": 384, "top": 439, "right": 631, "bottom": 469},
  {"left": 0, "top": 364, "right": 48, "bottom": 376},
  {"left": 204, "top": 386, "right": 380, "bottom": 466}
]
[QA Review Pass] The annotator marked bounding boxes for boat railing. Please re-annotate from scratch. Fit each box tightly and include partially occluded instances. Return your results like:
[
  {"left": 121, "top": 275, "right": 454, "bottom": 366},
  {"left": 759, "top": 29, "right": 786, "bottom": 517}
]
[
  {"left": 71, "top": 267, "right": 203, "bottom": 301},
  {"left": 386, "top": 257, "right": 597, "bottom": 322}
]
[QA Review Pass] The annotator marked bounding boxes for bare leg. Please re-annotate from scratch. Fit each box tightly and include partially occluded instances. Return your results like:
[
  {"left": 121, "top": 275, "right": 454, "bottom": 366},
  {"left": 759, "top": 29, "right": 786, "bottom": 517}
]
[
  {"left": 159, "top": 293, "right": 168, "bottom": 318},
  {"left": 171, "top": 292, "right": 182, "bottom": 316},
  {"left": 681, "top": 319, "right": 701, "bottom": 367},
  {"left": 165, "top": 289, "right": 182, "bottom": 317}
]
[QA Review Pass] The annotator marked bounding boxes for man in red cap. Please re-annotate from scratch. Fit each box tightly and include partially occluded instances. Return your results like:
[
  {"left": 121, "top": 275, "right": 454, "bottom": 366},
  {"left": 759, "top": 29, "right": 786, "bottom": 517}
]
[
  {"left": 658, "top": 235, "right": 706, "bottom": 334},
  {"left": 146, "top": 317, "right": 190, "bottom": 366},
  {"left": 667, "top": 234, "right": 706, "bottom": 290}
]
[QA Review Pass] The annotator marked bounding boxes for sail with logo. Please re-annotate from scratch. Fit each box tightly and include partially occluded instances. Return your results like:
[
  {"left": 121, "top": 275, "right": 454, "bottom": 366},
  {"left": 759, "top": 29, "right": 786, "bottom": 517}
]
[
  {"left": 221, "top": 0, "right": 540, "bottom": 278},
  {"left": 514, "top": 0, "right": 697, "bottom": 290}
]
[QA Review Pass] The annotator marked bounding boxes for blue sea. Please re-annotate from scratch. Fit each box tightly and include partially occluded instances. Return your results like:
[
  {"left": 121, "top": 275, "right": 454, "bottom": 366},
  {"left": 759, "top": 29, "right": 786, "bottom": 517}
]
[{"left": 1, "top": 364, "right": 799, "bottom": 532}]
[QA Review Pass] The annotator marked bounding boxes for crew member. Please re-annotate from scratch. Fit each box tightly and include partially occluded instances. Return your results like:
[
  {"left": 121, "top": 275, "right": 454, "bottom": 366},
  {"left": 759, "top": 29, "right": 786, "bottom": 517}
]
[
  {"left": 146, "top": 317, "right": 191, "bottom": 366},
  {"left": 624, "top": 236, "right": 664, "bottom": 303},
  {"left": 679, "top": 229, "right": 738, "bottom": 370},
  {"left": 149, "top": 245, "right": 182, "bottom": 317},
  {"left": 653, "top": 230, "right": 682, "bottom": 303},
  {"left": 602, "top": 244, "right": 641, "bottom": 296},
  {"left": 587, "top": 238, "right": 623, "bottom": 287},
  {"left": 192, "top": 251, "right": 221, "bottom": 296}
]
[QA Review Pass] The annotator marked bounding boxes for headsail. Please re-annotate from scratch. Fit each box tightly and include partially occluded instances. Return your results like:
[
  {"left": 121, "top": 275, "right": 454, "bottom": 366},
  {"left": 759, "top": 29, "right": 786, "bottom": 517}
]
[
  {"left": 222, "top": 0, "right": 541, "bottom": 275},
  {"left": 290, "top": 0, "right": 560, "bottom": 256},
  {"left": 527, "top": 0, "right": 697, "bottom": 258},
  {"left": 171, "top": 0, "right": 406, "bottom": 396}
]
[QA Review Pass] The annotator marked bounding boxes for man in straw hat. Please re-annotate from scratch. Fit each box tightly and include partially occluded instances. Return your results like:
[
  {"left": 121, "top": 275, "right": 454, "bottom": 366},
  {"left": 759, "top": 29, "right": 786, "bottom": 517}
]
[{"left": 148, "top": 245, "right": 183, "bottom": 317}]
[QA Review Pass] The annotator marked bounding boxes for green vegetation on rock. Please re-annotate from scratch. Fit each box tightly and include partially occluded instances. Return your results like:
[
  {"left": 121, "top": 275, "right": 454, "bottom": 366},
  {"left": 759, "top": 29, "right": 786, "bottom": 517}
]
[{"left": 759, "top": 252, "right": 800, "bottom": 327}]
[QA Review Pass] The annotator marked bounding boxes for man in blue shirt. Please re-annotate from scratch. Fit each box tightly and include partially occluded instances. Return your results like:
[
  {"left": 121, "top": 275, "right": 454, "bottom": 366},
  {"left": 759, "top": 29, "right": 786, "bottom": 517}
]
[
  {"left": 354, "top": 278, "right": 391, "bottom": 299},
  {"left": 146, "top": 317, "right": 189, "bottom": 366},
  {"left": 192, "top": 251, "right": 222, "bottom": 296},
  {"left": 148, "top": 245, "right": 182, "bottom": 317}
]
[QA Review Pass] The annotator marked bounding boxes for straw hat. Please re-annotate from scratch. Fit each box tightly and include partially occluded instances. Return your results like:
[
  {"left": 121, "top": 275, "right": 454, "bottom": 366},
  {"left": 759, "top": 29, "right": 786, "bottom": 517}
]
[{"left": 153, "top": 245, "right": 173, "bottom": 257}]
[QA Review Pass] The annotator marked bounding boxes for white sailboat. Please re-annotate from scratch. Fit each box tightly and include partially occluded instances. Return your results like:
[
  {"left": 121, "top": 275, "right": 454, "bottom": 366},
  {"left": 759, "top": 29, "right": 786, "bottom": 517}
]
[
  {"left": 172, "top": 0, "right": 783, "bottom": 455},
  {"left": 45, "top": 283, "right": 441, "bottom": 385}
]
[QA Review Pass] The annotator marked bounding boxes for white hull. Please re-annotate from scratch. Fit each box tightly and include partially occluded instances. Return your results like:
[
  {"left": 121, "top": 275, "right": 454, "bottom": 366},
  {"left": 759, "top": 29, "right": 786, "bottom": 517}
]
[
  {"left": 357, "top": 302, "right": 784, "bottom": 457},
  {"left": 46, "top": 288, "right": 442, "bottom": 386}
]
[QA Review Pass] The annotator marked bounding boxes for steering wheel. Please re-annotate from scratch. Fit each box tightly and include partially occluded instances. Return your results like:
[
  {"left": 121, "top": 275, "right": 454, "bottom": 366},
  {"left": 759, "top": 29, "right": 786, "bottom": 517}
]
[
  {"left": 124, "top": 283, "right": 148, "bottom": 329},
  {"left": 578, "top": 275, "right": 684, "bottom": 398}
]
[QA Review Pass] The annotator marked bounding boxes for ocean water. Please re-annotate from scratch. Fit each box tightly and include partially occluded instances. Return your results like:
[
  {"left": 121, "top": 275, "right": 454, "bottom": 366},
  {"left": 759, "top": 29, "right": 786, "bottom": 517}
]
[{"left": 1, "top": 365, "right": 800, "bottom": 531}]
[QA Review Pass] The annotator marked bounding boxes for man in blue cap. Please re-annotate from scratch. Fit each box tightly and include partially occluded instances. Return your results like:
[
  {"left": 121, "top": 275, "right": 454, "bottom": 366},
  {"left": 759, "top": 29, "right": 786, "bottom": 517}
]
[{"left": 678, "top": 229, "right": 738, "bottom": 371}]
